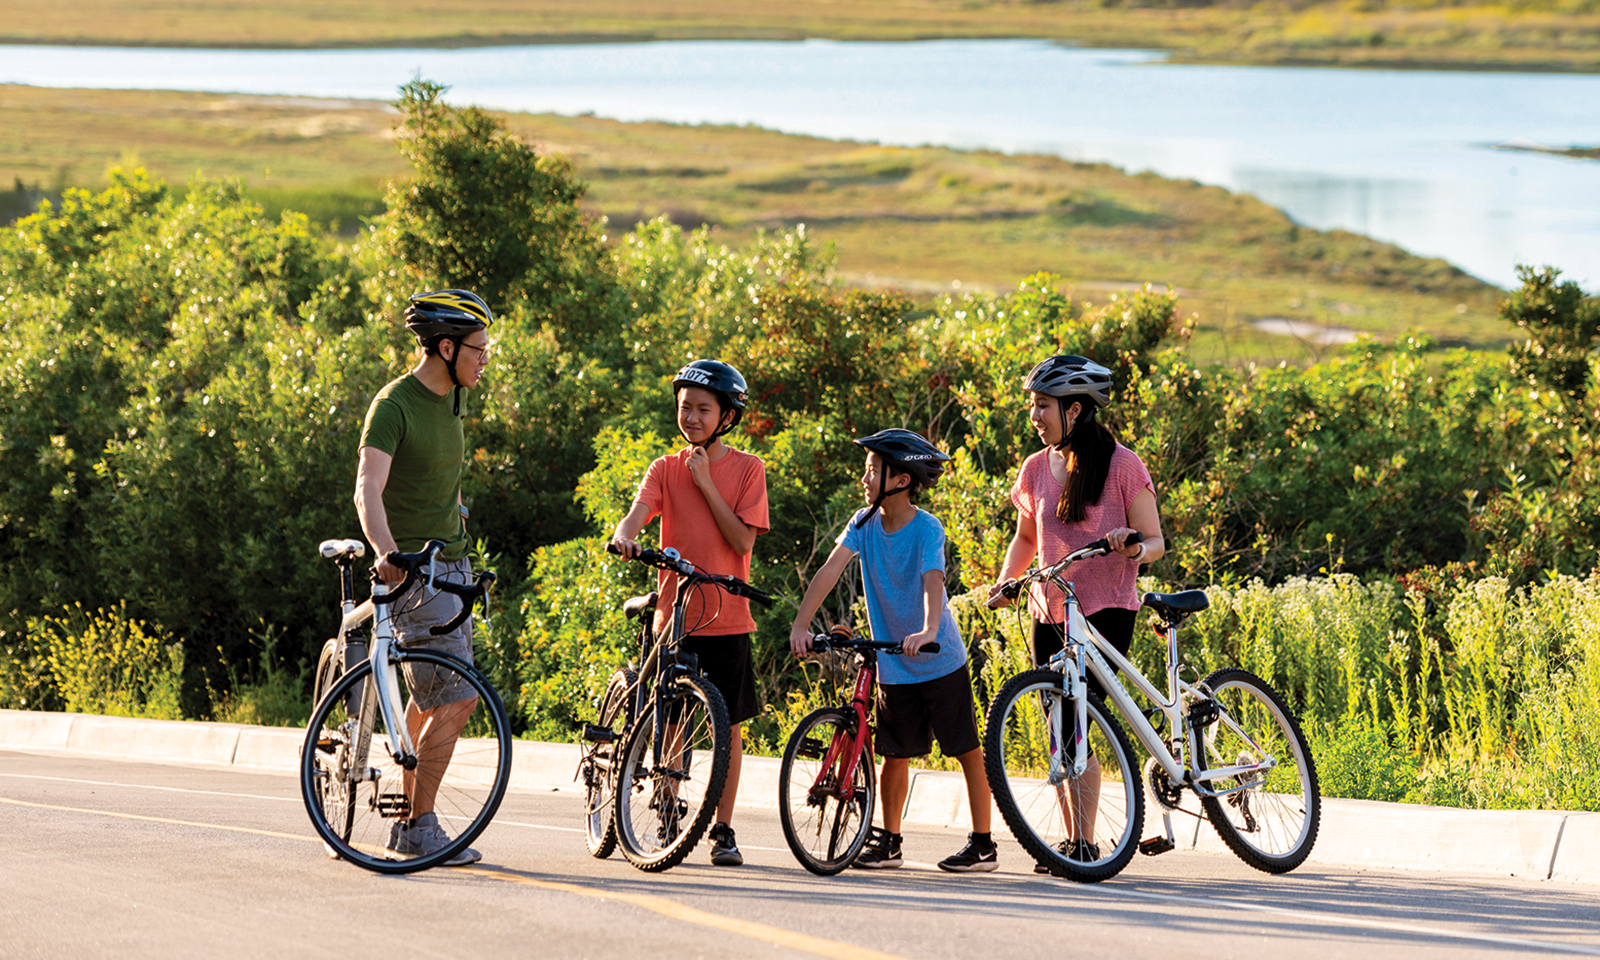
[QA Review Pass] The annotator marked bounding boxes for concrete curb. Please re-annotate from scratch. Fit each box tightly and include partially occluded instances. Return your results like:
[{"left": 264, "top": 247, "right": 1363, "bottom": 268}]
[{"left": 4, "top": 709, "right": 1595, "bottom": 883}]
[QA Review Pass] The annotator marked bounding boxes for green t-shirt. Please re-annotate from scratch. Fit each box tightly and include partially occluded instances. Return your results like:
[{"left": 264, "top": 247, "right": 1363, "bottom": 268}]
[{"left": 359, "top": 375, "right": 468, "bottom": 561}]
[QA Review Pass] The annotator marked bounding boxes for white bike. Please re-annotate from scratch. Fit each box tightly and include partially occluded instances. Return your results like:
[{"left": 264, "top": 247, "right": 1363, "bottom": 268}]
[
  {"left": 985, "top": 534, "right": 1320, "bottom": 882},
  {"left": 301, "top": 538, "right": 511, "bottom": 873}
]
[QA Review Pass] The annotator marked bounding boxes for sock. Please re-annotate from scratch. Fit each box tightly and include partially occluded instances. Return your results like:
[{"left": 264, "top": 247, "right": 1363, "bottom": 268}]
[
  {"left": 889, "top": 832, "right": 902, "bottom": 844},
  {"left": 972, "top": 832, "right": 992, "bottom": 846}
]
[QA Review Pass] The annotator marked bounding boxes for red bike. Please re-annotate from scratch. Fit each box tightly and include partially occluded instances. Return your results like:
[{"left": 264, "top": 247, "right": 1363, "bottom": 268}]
[{"left": 779, "top": 626, "right": 939, "bottom": 875}]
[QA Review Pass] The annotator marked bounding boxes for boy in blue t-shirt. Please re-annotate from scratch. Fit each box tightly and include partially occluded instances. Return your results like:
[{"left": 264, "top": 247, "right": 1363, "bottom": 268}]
[{"left": 787, "top": 429, "right": 997, "bottom": 873}]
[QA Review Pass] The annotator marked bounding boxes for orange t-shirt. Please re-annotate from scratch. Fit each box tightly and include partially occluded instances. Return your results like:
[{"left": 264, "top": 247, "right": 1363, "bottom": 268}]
[{"left": 634, "top": 445, "right": 770, "bottom": 636}]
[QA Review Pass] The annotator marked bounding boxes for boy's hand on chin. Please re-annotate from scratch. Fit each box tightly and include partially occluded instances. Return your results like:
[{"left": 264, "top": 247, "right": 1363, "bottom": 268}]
[{"left": 686, "top": 444, "right": 712, "bottom": 485}]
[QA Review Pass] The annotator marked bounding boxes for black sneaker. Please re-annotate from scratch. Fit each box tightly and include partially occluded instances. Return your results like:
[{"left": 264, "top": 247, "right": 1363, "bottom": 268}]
[
  {"left": 1034, "top": 840, "right": 1070, "bottom": 874},
  {"left": 1036, "top": 839, "right": 1102, "bottom": 874},
  {"left": 708, "top": 822, "right": 743, "bottom": 866},
  {"left": 937, "top": 833, "right": 999, "bottom": 873},
  {"left": 852, "top": 827, "right": 903, "bottom": 869}
]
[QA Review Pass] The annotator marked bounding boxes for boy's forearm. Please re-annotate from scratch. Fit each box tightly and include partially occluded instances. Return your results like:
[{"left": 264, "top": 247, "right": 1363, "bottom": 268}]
[{"left": 696, "top": 479, "right": 756, "bottom": 555}]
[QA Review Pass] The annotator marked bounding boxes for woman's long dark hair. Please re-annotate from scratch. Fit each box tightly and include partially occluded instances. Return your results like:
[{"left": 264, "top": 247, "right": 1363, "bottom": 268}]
[{"left": 1054, "top": 395, "right": 1117, "bottom": 524}]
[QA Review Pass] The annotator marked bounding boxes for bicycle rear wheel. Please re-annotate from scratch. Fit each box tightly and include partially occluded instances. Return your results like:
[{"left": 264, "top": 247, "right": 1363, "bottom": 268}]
[
  {"left": 582, "top": 667, "right": 636, "bottom": 859},
  {"left": 1196, "top": 668, "right": 1320, "bottom": 874},
  {"left": 300, "top": 650, "right": 512, "bottom": 874},
  {"left": 984, "top": 669, "right": 1143, "bottom": 883},
  {"left": 614, "top": 674, "right": 730, "bottom": 872},
  {"left": 779, "top": 707, "right": 876, "bottom": 876}
]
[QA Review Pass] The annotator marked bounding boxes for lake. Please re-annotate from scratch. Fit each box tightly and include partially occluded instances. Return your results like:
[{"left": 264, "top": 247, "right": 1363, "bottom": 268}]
[{"left": 5, "top": 39, "right": 1598, "bottom": 288}]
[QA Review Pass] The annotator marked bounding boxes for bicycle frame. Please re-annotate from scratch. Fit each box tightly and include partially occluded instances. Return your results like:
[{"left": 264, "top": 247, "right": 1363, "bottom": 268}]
[
  {"left": 1036, "top": 567, "right": 1279, "bottom": 800},
  {"left": 333, "top": 581, "right": 418, "bottom": 774},
  {"left": 807, "top": 650, "right": 877, "bottom": 805}
]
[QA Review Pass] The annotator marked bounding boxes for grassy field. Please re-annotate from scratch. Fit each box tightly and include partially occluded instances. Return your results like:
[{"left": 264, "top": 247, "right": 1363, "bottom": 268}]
[
  {"left": 2, "top": 0, "right": 1598, "bottom": 72},
  {"left": 0, "top": 84, "right": 1507, "bottom": 363}
]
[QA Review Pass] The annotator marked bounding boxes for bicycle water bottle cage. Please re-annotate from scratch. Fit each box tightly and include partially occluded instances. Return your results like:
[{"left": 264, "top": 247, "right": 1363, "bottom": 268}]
[
  {"left": 1142, "top": 590, "right": 1210, "bottom": 627},
  {"left": 622, "top": 593, "right": 659, "bottom": 622}
]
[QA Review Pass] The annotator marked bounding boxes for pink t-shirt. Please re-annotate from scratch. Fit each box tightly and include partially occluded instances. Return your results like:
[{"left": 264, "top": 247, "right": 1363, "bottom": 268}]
[
  {"left": 635, "top": 445, "right": 770, "bottom": 636},
  {"left": 1009, "top": 443, "right": 1155, "bottom": 621}
]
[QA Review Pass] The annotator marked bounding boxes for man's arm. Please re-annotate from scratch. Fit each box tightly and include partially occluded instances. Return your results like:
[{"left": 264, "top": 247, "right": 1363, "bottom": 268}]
[
  {"left": 354, "top": 446, "right": 403, "bottom": 583},
  {"left": 903, "top": 569, "right": 945, "bottom": 657},
  {"left": 787, "top": 544, "right": 857, "bottom": 657}
]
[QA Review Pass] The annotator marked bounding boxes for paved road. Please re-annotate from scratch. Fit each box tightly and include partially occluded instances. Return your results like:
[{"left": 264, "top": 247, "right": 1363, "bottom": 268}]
[{"left": 2, "top": 749, "right": 1595, "bottom": 959}]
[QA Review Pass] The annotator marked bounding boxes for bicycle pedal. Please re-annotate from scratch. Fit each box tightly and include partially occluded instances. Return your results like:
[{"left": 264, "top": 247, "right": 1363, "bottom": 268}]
[
  {"left": 581, "top": 723, "right": 617, "bottom": 744},
  {"left": 375, "top": 792, "right": 412, "bottom": 818},
  {"left": 1187, "top": 698, "right": 1221, "bottom": 728},
  {"left": 795, "top": 738, "right": 826, "bottom": 759},
  {"left": 1138, "top": 836, "right": 1176, "bottom": 856}
]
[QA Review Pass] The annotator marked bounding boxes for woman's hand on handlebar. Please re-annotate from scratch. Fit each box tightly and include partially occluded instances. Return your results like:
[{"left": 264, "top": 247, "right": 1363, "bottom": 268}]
[
  {"left": 1105, "top": 527, "right": 1144, "bottom": 559},
  {"left": 788, "top": 626, "right": 816, "bottom": 658},
  {"left": 985, "top": 580, "right": 1017, "bottom": 609}
]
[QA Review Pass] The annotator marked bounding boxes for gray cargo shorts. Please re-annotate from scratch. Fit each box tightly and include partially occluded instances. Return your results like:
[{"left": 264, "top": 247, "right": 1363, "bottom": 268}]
[{"left": 391, "top": 556, "right": 477, "bottom": 712}]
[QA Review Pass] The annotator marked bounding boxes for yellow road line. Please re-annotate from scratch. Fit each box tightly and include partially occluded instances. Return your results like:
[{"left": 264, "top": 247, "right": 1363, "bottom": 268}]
[
  {"left": 460, "top": 866, "right": 908, "bottom": 960},
  {"left": 0, "top": 795, "right": 909, "bottom": 960}
]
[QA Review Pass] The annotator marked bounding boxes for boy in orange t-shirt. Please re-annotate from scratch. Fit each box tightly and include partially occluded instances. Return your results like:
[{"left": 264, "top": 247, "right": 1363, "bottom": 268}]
[{"left": 609, "top": 359, "right": 769, "bottom": 867}]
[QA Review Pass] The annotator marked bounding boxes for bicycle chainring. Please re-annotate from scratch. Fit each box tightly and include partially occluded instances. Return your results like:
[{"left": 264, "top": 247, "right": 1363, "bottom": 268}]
[{"left": 1144, "top": 756, "right": 1185, "bottom": 811}]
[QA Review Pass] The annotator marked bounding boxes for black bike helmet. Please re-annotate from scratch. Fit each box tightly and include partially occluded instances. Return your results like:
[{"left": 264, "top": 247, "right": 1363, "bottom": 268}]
[
  {"left": 853, "top": 428, "right": 952, "bottom": 528},
  {"left": 404, "top": 289, "right": 494, "bottom": 415},
  {"left": 1022, "top": 354, "right": 1114, "bottom": 408},
  {"left": 673, "top": 359, "right": 749, "bottom": 441}
]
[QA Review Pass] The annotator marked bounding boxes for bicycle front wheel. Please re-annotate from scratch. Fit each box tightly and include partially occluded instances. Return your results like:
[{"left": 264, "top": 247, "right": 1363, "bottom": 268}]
[
  {"left": 1196, "top": 668, "right": 1320, "bottom": 874},
  {"left": 582, "top": 667, "right": 636, "bottom": 859},
  {"left": 779, "top": 707, "right": 876, "bottom": 876},
  {"left": 984, "top": 669, "right": 1143, "bottom": 883},
  {"left": 300, "top": 650, "right": 512, "bottom": 874},
  {"left": 614, "top": 674, "right": 731, "bottom": 872}
]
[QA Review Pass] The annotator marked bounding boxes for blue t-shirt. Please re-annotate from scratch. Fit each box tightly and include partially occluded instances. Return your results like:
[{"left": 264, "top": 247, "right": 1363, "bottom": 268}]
[{"left": 837, "top": 508, "right": 967, "bottom": 686}]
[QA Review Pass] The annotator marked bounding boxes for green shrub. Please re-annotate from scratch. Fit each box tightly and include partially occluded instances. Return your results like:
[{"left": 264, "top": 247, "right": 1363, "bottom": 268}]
[{"left": 1313, "top": 716, "right": 1419, "bottom": 802}]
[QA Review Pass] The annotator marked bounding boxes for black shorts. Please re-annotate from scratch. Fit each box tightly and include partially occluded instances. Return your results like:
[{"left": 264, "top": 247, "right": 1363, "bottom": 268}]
[
  {"left": 679, "top": 633, "right": 760, "bottom": 725},
  {"left": 1033, "top": 608, "right": 1138, "bottom": 703},
  {"left": 874, "top": 664, "right": 981, "bottom": 760}
]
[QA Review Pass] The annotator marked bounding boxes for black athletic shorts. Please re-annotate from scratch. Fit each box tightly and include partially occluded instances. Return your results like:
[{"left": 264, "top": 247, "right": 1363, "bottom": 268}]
[
  {"left": 679, "top": 633, "right": 760, "bottom": 725},
  {"left": 1032, "top": 607, "right": 1138, "bottom": 703},
  {"left": 874, "top": 664, "right": 981, "bottom": 760}
]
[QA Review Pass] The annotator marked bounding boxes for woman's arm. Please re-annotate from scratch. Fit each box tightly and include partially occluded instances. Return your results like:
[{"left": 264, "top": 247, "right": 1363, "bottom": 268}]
[
  {"left": 1106, "top": 487, "right": 1166, "bottom": 563},
  {"left": 985, "top": 510, "right": 1038, "bottom": 607}
]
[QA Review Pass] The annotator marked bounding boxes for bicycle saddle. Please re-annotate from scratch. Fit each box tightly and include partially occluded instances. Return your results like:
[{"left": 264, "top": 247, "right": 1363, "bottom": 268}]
[
  {"left": 318, "top": 539, "right": 366, "bottom": 560},
  {"left": 1142, "top": 590, "right": 1210, "bottom": 623},
  {"left": 622, "top": 592, "right": 659, "bottom": 622}
]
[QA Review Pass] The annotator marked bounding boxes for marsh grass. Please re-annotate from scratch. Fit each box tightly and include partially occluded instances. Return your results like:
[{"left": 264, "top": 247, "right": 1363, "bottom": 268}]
[{"left": 0, "top": 86, "right": 1506, "bottom": 366}]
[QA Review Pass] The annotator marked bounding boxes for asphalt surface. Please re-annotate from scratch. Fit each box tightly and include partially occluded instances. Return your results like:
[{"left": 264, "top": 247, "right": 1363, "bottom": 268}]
[{"left": 2, "top": 749, "right": 1596, "bottom": 960}]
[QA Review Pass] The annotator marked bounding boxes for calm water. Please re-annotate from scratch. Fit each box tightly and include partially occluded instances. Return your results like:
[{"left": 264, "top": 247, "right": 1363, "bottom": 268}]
[{"left": 5, "top": 39, "right": 1598, "bottom": 288}]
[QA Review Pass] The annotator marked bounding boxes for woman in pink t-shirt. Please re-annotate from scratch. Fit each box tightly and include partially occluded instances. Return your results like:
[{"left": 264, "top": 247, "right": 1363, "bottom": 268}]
[
  {"left": 986, "top": 354, "right": 1167, "bottom": 679},
  {"left": 986, "top": 354, "right": 1167, "bottom": 867}
]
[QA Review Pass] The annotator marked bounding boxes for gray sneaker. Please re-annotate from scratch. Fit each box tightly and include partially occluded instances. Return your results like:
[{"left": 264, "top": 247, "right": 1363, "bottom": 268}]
[{"left": 386, "top": 813, "right": 482, "bottom": 866}]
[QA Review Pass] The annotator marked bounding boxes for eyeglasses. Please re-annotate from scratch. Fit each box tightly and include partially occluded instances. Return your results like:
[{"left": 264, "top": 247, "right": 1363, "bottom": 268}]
[{"left": 456, "top": 340, "right": 494, "bottom": 361}]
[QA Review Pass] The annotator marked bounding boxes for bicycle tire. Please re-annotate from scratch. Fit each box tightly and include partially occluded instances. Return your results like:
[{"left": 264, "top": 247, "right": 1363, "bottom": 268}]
[
  {"left": 1195, "top": 668, "right": 1320, "bottom": 874},
  {"left": 300, "top": 650, "right": 512, "bottom": 874},
  {"left": 984, "top": 669, "right": 1143, "bottom": 883},
  {"left": 613, "top": 673, "right": 731, "bottom": 872},
  {"left": 312, "top": 638, "right": 340, "bottom": 705},
  {"left": 779, "top": 707, "right": 876, "bottom": 876},
  {"left": 583, "top": 667, "right": 637, "bottom": 859}
]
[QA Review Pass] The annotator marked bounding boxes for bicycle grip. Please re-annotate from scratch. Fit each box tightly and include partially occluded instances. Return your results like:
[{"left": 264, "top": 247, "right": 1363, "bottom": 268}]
[
  {"left": 986, "top": 579, "right": 1021, "bottom": 610},
  {"left": 605, "top": 542, "right": 621, "bottom": 555}
]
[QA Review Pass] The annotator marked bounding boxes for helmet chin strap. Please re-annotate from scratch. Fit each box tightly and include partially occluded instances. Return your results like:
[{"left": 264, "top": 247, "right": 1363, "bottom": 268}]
[
  {"left": 856, "top": 470, "right": 890, "bottom": 529},
  {"left": 444, "top": 338, "right": 464, "bottom": 416}
]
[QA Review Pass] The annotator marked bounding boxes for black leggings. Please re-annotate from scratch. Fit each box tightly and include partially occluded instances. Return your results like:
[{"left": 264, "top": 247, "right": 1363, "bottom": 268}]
[{"left": 1032, "top": 608, "right": 1139, "bottom": 704}]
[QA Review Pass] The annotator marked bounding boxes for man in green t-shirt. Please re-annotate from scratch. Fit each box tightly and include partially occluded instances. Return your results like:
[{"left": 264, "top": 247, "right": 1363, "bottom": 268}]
[{"left": 355, "top": 289, "right": 493, "bottom": 866}]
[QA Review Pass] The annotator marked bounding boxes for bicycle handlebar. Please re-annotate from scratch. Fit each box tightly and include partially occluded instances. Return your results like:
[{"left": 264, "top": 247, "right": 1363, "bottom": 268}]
[
  {"left": 377, "top": 539, "right": 497, "bottom": 635},
  {"left": 987, "top": 532, "right": 1143, "bottom": 610},
  {"left": 808, "top": 631, "right": 940, "bottom": 656},
  {"left": 605, "top": 542, "right": 775, "bottom": 608}
]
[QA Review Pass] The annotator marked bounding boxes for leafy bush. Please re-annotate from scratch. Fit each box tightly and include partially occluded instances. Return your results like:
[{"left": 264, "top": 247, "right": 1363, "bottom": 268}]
[{"left": 1313, "top": 716, "right": 1420, "bottom": 803}]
